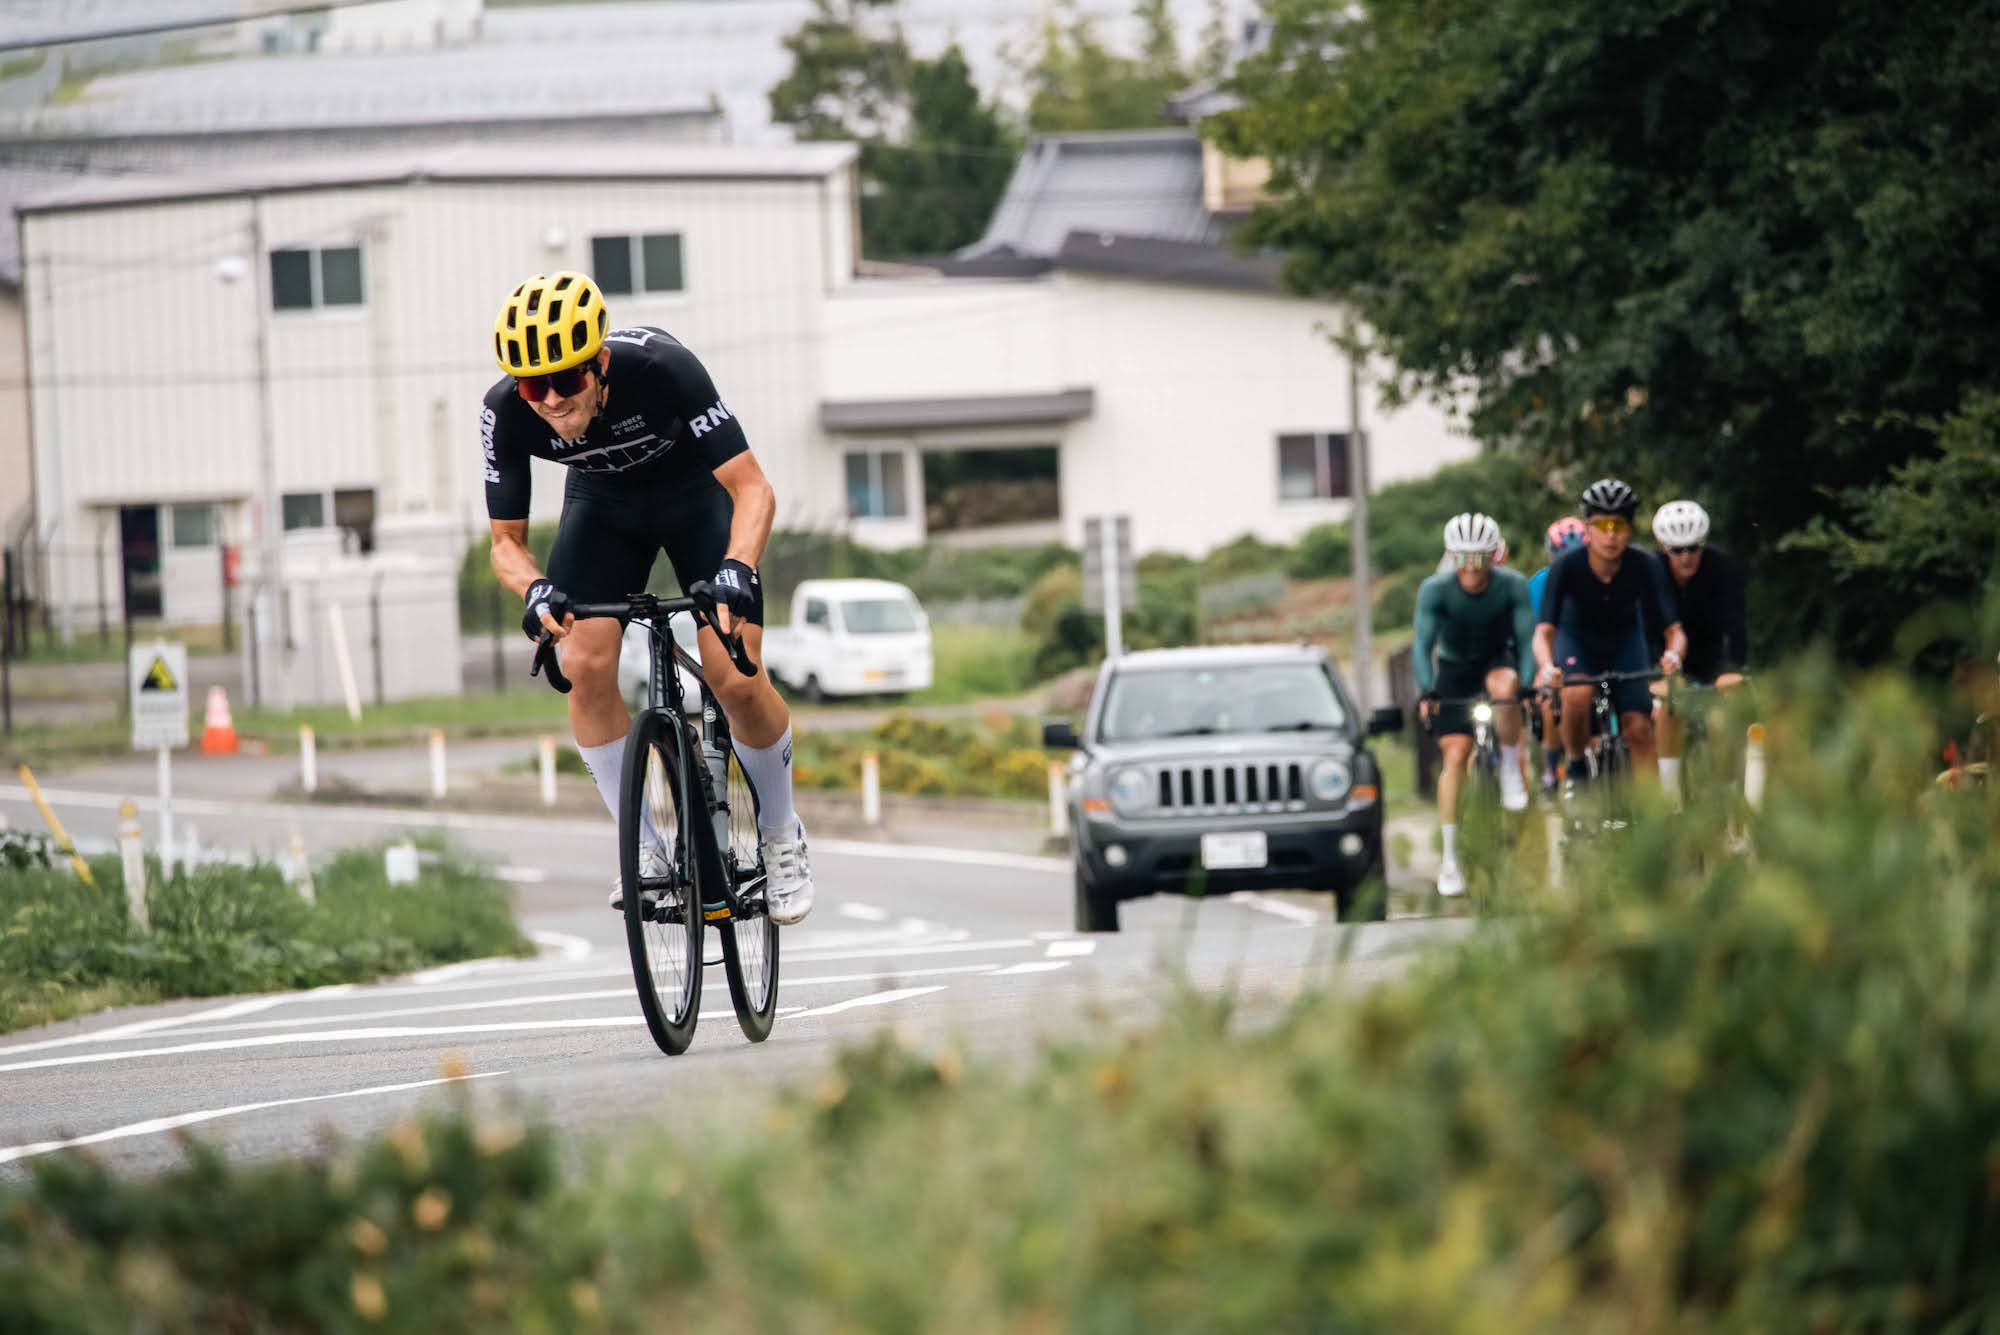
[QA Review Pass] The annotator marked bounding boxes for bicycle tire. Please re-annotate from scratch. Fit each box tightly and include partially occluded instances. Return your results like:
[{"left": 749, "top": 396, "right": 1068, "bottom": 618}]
[
  {"left": 718, "top": 746, "right": 780, "bottom": 1041},
  {"left": 621, "top": 710, "right": 704, "bottom": 1055}
]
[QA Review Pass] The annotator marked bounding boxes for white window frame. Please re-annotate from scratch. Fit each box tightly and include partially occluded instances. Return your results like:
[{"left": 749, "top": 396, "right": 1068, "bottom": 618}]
[
  {"left": 590, "top": 231, "right": 687, "bottom": 297},
  {"left": 1276, "top": 431, "right": 1351, "bottom": 503},
  {"left": 169, "top": 501, "right": 218, "bottom": 550},
  {"left": 844, "top": 447, "right": 910, "bottom": 520},
  {"left": 269, "top": 244, "right": 365, "bottom": 312}
]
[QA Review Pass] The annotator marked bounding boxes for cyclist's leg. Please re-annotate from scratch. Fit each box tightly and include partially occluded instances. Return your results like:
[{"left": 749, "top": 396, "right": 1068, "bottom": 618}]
[
  {"left": 546, "top": 482, "right": 663, "bottom": 829},
  {"left": 1484, "top": 664, "right": 1530, "bottom": 806},
  {"left": 1608, "top": 625, "right": 1657, "bottom": 774},
  {"left": 1553, "top": 626, "right": 1595, "bottom": 775},
  {"left": 659, "top": 481, "right": 795, "bottom": 836}
]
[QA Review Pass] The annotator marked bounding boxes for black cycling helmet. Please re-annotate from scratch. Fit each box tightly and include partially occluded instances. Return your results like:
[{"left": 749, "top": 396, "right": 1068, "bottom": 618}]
[{"left": 1580, "top": 477, "right": 1639, "bottom": 518}]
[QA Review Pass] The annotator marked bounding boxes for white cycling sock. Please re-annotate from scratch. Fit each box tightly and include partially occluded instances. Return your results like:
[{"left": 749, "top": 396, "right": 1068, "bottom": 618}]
[
  {"left": 1658, "top": 756, "right": 1683, "bottom": 804},
  {"left": 1500, "top": 744, "right": 1521, "bottom": 778},
  {"left": 1440, "top": 823, "right": 1459, "bottom": 864},
  {"left": 578, "top": 736, "right": 663, "bottom": 851},
  {"left": 733, "top": 726, "right": 798, "bottom": 839}
]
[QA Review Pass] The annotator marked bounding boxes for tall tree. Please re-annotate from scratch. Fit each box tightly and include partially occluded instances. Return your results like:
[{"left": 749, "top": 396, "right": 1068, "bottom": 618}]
[
  {"left": 1023, "top": 0, "right": 1188, "bottom": 133},
  {"left": 1215, "top": 0, "right": 2000, "bottom": 664},
  {"left": 767, "top": 0, "right": 911, "bottom": 143},
  {"left": 868, "top": 46, "right": 1019, "bottom": 257}
]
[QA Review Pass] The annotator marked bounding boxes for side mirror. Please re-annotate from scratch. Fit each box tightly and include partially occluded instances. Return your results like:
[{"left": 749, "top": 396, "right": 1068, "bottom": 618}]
[
  {"left": 1367, "top": 706, "right": 1405, "bottom": 737},
  {"left": 1042, "top": 719, "right": 1081, "bottom": 750}
]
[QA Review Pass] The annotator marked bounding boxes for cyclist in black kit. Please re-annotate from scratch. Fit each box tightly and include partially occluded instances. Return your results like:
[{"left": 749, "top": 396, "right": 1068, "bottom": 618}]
[
  {"left": 482, "top": 270, "right": 814, "bottom": 924},
  {"left": 1647, "top": 499, "right": 1748, "bottom": 803},
  {"left": 1532, "top": 478, "right": 1688, "bottom": 793}
]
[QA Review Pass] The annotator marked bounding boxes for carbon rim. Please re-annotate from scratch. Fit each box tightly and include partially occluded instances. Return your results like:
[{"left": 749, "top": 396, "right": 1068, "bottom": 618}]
[
  {"left": 635, "top": 734, "right": 697, "bottom": 1030},
  {"left": 725, "top": 751, "right": 776, "bottom": 1012}
]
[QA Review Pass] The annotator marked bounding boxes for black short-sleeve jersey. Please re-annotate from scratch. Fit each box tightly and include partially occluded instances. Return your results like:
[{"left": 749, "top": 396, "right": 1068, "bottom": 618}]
[
  {"left": 1537, "top": 544, "right": 1679, "bottom": 643},
  {"left": 481, "top": 326, "right": 747, "bottom": 521}
]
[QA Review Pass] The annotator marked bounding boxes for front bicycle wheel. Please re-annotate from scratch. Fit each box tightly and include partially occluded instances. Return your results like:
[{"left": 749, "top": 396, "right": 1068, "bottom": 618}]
[
  {"left": 719, "top": 748, "right": 780, "bottom": 1042},
  {"left": 621, "top": 710, "right": 703, "bottom": 1055}
]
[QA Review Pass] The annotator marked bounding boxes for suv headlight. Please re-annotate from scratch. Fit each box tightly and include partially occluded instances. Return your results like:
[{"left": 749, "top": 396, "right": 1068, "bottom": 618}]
[
  {"left": 1108, "top": 767, "right": 1151, "bottom": 815},
  {"left": 1309, "top": 759, "right": 1353, "bottom": 803}
]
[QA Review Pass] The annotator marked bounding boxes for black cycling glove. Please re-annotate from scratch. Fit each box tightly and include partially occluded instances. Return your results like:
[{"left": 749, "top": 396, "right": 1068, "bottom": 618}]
[
  {"left": 710, "top": 559, "right": 758, "bottom": 618},
  {"left": 521, "top": 578, "right": 573, "bottom": 640}
]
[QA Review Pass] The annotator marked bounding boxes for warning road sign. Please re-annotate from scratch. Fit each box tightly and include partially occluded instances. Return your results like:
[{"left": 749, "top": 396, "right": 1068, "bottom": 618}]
[{"left": 129, "top": 641, "right": 190, "bottom": 751}]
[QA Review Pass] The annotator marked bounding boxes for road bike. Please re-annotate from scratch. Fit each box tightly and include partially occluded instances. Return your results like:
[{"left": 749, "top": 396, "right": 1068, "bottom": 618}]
[
  {"left": 1554, "top": 668, "right": 1668, "bottom": 828},
  {"left": 532, "top": 583, "right": 779, "bottom": 1055}
]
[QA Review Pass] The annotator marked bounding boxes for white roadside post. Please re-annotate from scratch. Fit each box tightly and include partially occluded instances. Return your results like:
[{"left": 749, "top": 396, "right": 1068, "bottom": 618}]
[
  {"left": 288, "top": 828, "right": 316, "bottom": 904},
  {"left": 538, "top": 735, "right": 558, "bottom": 806},
  {"left": 861, "top": 750, "right": 882, "bottom": 826},
  {"left": 1744, "top": 723, "right": 1768, "bottom": 810},
  {"left": 299, "top": 725, "right": 318, "bottom": 794},
  {"left": 1048, "top": 762, "right": 1069, "bottom": 838},
  {"left": 116, "top": 799, "right": 148, "bottom": 931},
  {"left": 128, "top": 641, "right": 189, "bottom": 872},
  {"left": 430, "top": 729, "right": 448, "bottom": 801}
]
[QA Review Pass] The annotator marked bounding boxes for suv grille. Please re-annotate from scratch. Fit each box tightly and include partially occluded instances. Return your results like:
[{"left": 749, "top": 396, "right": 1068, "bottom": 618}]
[{"left": 1154, "top": 761, "right": 1308, "bottom": 815}]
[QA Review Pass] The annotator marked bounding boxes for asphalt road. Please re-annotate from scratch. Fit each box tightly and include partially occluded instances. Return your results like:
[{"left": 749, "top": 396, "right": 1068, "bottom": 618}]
[{"left": 0, "top": 773, "right": 1468, "bottom": 1179}]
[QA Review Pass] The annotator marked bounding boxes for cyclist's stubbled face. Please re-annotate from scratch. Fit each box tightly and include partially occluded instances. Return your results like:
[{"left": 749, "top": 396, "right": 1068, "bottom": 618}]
[
  {"left": 1665, "top": 546, "right": 1703, "bottom": 583},
  {"left": 1454, "top": 561, "right": 1492, "bottom": 594},
  {"left": 526, "top": 351, "right": 607, "bottom": 439}
]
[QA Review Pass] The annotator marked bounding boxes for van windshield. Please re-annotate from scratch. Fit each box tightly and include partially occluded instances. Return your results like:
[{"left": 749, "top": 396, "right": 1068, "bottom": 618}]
[
  {"left": 1099, "top": 664, "right": 1347, "bottom": 742},
  {"left": 841, "top": 599, "right": 920, "bottom": 634}
]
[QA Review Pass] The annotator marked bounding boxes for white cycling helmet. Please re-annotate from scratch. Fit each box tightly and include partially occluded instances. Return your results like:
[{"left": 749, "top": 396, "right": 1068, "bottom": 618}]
[
  {"left": 1653, "top": 499, "right": 1710, "bottom": 548},
  {"left": 1443, "top": 512, "right": 1503, "bottom": 555}
]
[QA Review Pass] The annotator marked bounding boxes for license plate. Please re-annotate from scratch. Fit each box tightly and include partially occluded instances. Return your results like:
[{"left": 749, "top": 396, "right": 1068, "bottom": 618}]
[
  {"left": 1201, "top": 831, "right": 1268, "bottom": 870},
  {"left": 863, "top": 668, "right": 902, "bottom": 683}
]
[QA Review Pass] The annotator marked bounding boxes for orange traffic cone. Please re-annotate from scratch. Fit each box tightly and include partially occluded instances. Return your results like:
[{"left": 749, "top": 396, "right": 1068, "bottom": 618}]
[{"left": 200, "top": 685, "right": 240, "bottom": 755}]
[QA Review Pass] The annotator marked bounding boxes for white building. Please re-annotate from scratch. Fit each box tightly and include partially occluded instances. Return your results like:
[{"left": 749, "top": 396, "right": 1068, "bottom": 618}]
[{"left": 16, "top": 142, "right": 859, "bottom": 631}]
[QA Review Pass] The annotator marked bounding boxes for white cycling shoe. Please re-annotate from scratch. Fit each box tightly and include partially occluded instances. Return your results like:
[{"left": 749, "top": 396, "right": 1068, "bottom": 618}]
[
  {"left": 608, "top": 844, "right": 673, "bottom": 911},
  {"left": 762, "top": 824, "right": 815, "bottom": 926},
  {"left": 1436, "top": 857, "right": 1466, "bottom": 898},
  {"left": 1499, "top": 764, "right": 1529, "bottom": 813}
]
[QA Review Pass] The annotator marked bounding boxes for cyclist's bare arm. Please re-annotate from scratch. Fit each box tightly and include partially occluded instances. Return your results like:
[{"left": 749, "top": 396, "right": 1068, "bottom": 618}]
[
  {"left": 490, "top": 518, "right": 575, "bottom": 642},
  {"left": 1663, "top": 621, "right": 1689, "bottom": 668},
  {"left": 1533, "top": 622, "right": 1559, "bottom": 685},
  {"left": 712, "top": 453, "right": 776, "bottom": 568}
]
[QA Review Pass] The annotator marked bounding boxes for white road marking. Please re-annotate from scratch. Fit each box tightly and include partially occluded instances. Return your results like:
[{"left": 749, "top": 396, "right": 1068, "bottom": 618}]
[
  {"left": 0, "top": 994, "right": 294, "bottom": 1058},
  {"left": 0, "top": 786, "right": 1069, "bottom": 875},
  {"left": 991, "top": 961, "right": 1071, "bottom": 976},
  {"left": 0, "top": 1071, "right": 511, "bottom": 1166},
  {"left": 1229, "top": 892, "right": 1324, "bottom": 927},
  {"left": 837, "top": 903, "right": 892, "bottom": 922},
  {"left": 1044, "top": 940, "right": 1097, "bottom": 958},
  {"left": 153, "top": 964, "right": 1008, "bottom": 1038},
  {"left": 527, "top": 929, "right": 594, "bottom": 961},
  {"left": 492, "top": 865, "right": 548, "bottom": 883},
  {"left": 790, "top": 986, "right": 946, "bottom": 1019}
]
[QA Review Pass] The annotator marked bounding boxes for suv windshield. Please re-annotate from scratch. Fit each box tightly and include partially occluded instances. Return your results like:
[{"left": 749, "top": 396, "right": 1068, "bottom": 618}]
[
  {"left": 841, "top": 598, "right": 920, "bottom": 634},
  {"left": 1099, "top": 663, "right": 1348, "bottom": 742}
]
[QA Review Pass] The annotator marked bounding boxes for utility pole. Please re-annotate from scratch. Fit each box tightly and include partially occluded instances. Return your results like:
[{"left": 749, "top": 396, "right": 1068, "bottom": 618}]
[
  {"left": 1346, "top": 352, "right": 1372, "bottom": 713},
  {"left": 37, "top": 255, "right": 74, "bottom": 646},
  {"left": 248, "top": 201, "right": 288, "bottom": 709}
]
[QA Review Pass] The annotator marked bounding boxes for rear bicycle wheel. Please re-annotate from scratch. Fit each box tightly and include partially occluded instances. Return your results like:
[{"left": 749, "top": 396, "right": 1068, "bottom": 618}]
[
  {"left": 719, "top": 747, "right": 780, "bottom": 1041},
  {"left": 622, "top": 711, "right": 703, "bottom": 1055}
]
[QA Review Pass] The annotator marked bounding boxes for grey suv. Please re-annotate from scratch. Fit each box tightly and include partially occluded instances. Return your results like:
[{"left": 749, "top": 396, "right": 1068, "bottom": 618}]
[{"left": 1043, "top": 643, "right": 1404, "bottom": 931}]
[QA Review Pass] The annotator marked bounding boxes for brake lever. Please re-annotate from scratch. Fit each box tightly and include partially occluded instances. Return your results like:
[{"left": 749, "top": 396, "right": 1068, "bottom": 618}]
[
  {"left": 530, "top": 632, "right": 573, "bottom": 694},
  {"left": 685, "top": 581, "right": 760, "bottom": 678}
]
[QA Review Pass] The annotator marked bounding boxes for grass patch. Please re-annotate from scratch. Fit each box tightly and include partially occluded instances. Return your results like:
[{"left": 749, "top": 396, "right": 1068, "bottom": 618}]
[
  {"left": 795, "top": 713, "right": 1052, "bottom": 800},
  {"left": 4, "top": 623, "right": 232, "bottom": 667},
  {"left": 913, "top": 623, "right": 1039, "bottom": 704},
  {"left": 1, "top": 653, "right": 1995, "bottom": 1326},
  {"left": 0, "top": 839, "right": 531, "bottom": 1034}
]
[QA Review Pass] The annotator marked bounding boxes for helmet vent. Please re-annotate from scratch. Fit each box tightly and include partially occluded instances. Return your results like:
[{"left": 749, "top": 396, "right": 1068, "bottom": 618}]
[
  {"left": 547, "top": 298, "right": 563, "bottom": 324},
  {"left": 553, "top": 274, "right": 573, "bottom": 291},
  {"left": 571, "top": 319, "right": 589, "bottom": 351},
  {"left": 544, "top": 333, "right": 560, "bottom": 364},
  {"left": 525, "top": 288, "right": 542, "bottom": 315}
]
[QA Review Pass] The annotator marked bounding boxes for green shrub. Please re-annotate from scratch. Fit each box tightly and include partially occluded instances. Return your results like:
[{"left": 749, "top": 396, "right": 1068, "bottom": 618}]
[
  {"left": 0, "top": 846, "right": 531, "bottom": 1033},
  {"left": 1201, "top": 532, "right": 1291, "bottom": 579},
  {"left": 1289, "top": 453, "right": 1570, "bottom": 581}
]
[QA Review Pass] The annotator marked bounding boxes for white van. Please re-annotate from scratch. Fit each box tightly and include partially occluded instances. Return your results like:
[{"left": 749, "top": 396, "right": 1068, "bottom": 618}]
[{"left": 761, "top": 578, "right": 934, "bottom": 700}]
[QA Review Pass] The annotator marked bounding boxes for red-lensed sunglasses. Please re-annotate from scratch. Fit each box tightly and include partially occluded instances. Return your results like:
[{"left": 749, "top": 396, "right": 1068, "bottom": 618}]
[{"left": 514, "top": 362, "right": 597, "bottom": 403}]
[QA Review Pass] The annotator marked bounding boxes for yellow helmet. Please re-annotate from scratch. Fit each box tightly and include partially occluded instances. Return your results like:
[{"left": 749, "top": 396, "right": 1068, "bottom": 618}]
[{"left": 492, "top": 270, "right": 608, "bottom": 375}]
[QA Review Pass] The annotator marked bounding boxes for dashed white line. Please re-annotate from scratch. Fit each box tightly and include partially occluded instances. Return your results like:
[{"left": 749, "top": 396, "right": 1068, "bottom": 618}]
[
  {"left": 491, "top": 865, "right": 548, "bottom": 883},
  {"left": 0, "top": 1072, "right": 509, "bottom": 1166},
  {"left": 991, "top": 961, "right": 1071, "bottom": 976},
  {"left": 1044, "top": 940, "right": 1097, "bottom": 958},
  {"left": 527, "top": 929, "right": 594, "bottom": 961},
  {"left": 0, "top": 994, "right": 294, "bottom": 1059},
  {"left": 1228, "top": 892, "right": 1324, "bottom": 926},
  {"left": 837, "top": 903, "right": 892, "bottom": 922},
  {"left": 790, "top": 986, "right": 947, "bottom": 1019}
]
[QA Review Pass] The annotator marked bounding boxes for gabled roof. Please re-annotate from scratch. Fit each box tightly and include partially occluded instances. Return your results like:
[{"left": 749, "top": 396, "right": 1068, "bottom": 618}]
[
  {"left": 1053, "top": 230, "right": 1284, "bottom": 294},
  {"left": 963, "top": 129, "right": 1222, "bottom": 261},
  {"left": 15, "top": 140, "right": 859, "bottom": 214}
]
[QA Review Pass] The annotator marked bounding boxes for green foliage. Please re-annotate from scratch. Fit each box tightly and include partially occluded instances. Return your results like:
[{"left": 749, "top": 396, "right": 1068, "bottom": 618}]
[
  {"left": 1290, "top": 452, "right": 1570, "bottom": 579},
  {"left": 770, "top": 5, "right": 1014, "bottom": 257},
  {"left": 7, "top": 661, "right": 1999, "bottom": 1327},
  {"left": 793, "top": 714, "right": 1050, "bottom": 799},
  {"left": 1023, "top": 0, "right": 1188, "bottom": 133},
  {"left": 457, "top": 522, "right": 557, "bottom": 631},
  {"left": 866, "top": 46, "right": 1019, "bottom": 257},
  {"left": 1199, "top": 531, "right": 1289, "bottom": 579},
  {"left": 1217, "top": 0, "right": 2000, "bottom": 667},
  {"left": 0, "top": 847, "right": 530, "bottom": 1033}
]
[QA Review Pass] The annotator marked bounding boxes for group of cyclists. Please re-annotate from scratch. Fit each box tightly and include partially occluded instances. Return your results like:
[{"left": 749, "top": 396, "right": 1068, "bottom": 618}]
[{"left": 1413, "top": 478, "right": 1748, "bottom": 897}]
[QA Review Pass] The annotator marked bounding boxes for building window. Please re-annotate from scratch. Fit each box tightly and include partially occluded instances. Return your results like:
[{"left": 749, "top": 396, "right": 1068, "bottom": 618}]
[
  {"left": 170, "top": 502, "right": 217, "bottom": 549},
  {"left": 591, "top": 232, "right": 684, "bottom": 295},
  {"left": 270, "top": 245, "right": 364, "bottom": 311},
  {"left": 282, "top": 492, "right": 326, "bottom": 529},
  {"left": 1277, "top": 432, "right": 1351, "bottom": 501},
  {"left": 844, "top": 449, "right": 909, "bottom": 519}
]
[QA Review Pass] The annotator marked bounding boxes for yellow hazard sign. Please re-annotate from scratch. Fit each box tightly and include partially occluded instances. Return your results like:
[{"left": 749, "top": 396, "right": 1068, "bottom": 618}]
[{"left": 141, "top": 656, "right": 179, "bottom": 692}]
